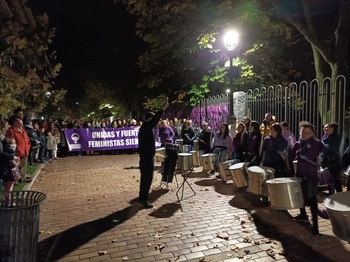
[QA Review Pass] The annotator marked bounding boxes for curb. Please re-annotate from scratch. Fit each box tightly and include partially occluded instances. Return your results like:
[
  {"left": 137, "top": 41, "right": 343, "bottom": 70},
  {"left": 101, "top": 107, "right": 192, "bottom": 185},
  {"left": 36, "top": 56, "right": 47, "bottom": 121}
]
[{"left": 23, "top": 163, "right": 45, "bottom": 190}]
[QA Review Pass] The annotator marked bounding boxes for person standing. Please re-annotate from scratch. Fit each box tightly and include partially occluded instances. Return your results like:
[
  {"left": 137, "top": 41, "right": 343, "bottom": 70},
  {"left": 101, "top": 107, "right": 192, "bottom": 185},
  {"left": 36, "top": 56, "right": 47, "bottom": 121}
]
[
  {"left": 172, "top": 118, "right": 182, "bottom": 140},
  {"left": 212, "top": 122, "right": 233, "bottom": 177},
  {"left": 8, "top": 108, "right": 24, "bottom": 126},
  {"left": 57, "top": 120, "right": 69, "bottom": 158},
  {"left": 321, "top": 123, "right": 342, "bottom": 193},
  {"left": 261, "top": 123, "right": 289, "bottom": 178},
  {"left": 228, "top": 116, "right": 237, "bottom": 137},
  {"left": 231, "top": 122, "right": 246, "bottom": 162},
  {"left": 242, "top": 116, "right": 251, "bottom": 131},
  {"left": 198, "top": 122, "right": 213, "bottom": 154},
  {"left": 46, "top": 130, "right": 57, "bottom": 163},
  {"left": 281, "top": 121, "right": 297, "bottom": 148},
  {"left": 37, "top": 124, "right": 47, "bottom": 163},
  {"left": 138, "top": 97, "right": 169, "bottom": 208},
  {"left": 0, "top": 120, "right": 9, "bottom": 141},
  {"left": 5, "top": 118, "right": 31, "bottom": 182},
  {"left": 181, "top": 120, "right": 195, "bottom": 148},
  {"left": 0, "top": 137, "right": 21, "bottom": 204},
  {"left": 290, "top": 122, "right": 326, "bottom": 235},
  {"left": 24, "top": 119, "right": 39, "bottom": 165},
  {"left": 260, "top": 112, "right": 276, "bottom": 138},
  {"left": 158, "top": 120, "right": 175, "bottom": 146},
  {"left": 243, "top": 121, "right": 262, "bottom": 166}
]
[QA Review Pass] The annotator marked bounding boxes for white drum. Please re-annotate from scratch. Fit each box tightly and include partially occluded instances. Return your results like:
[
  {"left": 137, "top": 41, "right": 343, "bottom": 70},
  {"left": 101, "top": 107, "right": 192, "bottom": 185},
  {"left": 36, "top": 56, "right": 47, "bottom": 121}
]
[
  {"left": 218, "top": 160, "right": 239, "bottom": 182},
  {"left": 177, "top": 153, "right": 193, "bottom": 171},
  {"left": 155, "top": 147, "right": 166, "bottom": 162},
  {"left": 247, "top": 166, "right": 275, "bottom": 195},
  {"left": 229, "top": 162, "right": 249, "bottom": 187},
  {"left": 175, "top": 139, "right": 183, "bottom": 146},
  {"left": 201, "top": 153, "right": 217, "bottom": 171},
  {"left": 190, "top": 150, "right": 204, "bottom": 167},
  {"left": 324, "top": 191, "right": 350, "bottom": 242},
  {"left": 266, "top": 177, "right": 304, "bottom": 210},
  {"left": 193, "top": 140, "right": 199, "bottom": 151},
  {"left": 180, "top": 145, "right": 192, "bottom": 153}
]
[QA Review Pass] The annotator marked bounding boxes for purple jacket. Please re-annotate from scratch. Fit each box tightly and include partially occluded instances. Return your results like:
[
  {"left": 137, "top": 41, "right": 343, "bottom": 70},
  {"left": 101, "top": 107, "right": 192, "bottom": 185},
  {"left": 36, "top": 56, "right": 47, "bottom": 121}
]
[
  {"left": 244, "top": 132, "right": 261, "bottom": 155},
  {"left": 212, "top": 132, "right": 233, "bottom": 152},
  {"left": 291, "top": 136, "right": 326, "bottom": 179}
]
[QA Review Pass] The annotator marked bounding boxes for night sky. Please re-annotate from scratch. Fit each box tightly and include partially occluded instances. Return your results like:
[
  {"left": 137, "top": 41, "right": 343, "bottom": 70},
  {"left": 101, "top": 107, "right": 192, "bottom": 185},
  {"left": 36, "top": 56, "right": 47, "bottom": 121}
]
[{"left": 28, "top": 0, "right": 142, "bottom": 102}]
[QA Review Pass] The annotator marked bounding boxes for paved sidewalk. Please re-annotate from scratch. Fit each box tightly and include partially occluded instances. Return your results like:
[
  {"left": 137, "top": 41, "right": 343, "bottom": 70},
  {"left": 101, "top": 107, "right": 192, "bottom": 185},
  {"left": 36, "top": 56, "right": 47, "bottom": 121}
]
[{"left": 30, "top": 154, "right": 350, "bottom": 262}]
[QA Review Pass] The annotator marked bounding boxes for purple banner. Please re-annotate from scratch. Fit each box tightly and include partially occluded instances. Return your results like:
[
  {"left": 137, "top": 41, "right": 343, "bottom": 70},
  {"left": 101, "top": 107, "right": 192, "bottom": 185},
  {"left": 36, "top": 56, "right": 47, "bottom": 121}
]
[{"left": 64, "top": 127, "right": 143, "bottom": 151}]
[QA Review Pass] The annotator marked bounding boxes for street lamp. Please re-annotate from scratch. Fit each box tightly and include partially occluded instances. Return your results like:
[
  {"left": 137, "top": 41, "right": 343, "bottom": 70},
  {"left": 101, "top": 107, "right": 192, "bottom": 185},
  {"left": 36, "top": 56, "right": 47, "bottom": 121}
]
[
  {"left": 224, "top": 31, "right": 238, "bottom": 118},
  {"left": 45, "top": 92, "right": 51, "bottom": 120}
]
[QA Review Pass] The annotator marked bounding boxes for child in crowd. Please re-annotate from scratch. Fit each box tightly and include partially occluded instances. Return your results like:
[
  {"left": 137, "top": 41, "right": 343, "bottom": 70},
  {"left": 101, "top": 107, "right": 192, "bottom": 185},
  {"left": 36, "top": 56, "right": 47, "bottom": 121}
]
[
  {"left": 1, "top": 137, "right": 21, "bottom": 204},
  {"left": 53, "top": 131, "right": 61, "bottom": 159},
  {"left": 46, "top": 130, "right": 57, "bottom": 163}
]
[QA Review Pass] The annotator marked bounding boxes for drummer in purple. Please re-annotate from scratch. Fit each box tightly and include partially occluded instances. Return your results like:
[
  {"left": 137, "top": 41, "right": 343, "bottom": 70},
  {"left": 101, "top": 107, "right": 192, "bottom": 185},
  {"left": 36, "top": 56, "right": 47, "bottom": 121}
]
[
  {"left": 290, "top": 121, "right": 327, "bottom": 235},
  {"left": 159, "top": 120, "right": 175, "bottom": 147}
]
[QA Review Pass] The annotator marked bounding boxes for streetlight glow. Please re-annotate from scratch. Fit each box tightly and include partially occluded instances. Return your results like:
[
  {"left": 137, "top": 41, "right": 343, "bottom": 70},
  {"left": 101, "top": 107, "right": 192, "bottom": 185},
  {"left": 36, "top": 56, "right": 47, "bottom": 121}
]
[
  {"left": 45, "top": 91, "right": 51, "bottom": 99},
  {"left": 224, "top": 31, "right": 238, "bottom": 51}
]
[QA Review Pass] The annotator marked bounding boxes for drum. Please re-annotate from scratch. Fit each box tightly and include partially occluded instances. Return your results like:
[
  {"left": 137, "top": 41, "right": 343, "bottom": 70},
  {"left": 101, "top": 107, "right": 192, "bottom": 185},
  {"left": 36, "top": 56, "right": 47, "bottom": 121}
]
[
  {"left": 266, "top": 177, "right": 304, "bottom": 210},
  {"left": 177, "top": 153, "right": 193, "bottom": 171},
  {"left": 229, "top": 162, "right": 249, "bottom": 187},
  {"left": 193, "top": 140, "right": 199, "bottom": 151},
  {"left": 201, "top": 153, "right": 217, "bottom": 171},
  {"left": 155, "top": 147, "right": 166, "bottom": 162},
  {"left": 175, "top": 139, "right": 183, "bottom": 146},
  {"left": 324, "top": 191, "right": 350, "bottom": 242},
  {"left": 190, "top": 150, "right": 204, "bottom": 167},
  {"left": 218, "top": 160, "right": 239, "bottom": 182},
  {"left": 247, "top": 166, "right": 275, "bottom": 195},
  {"left": 180, "top": 145, "right": 192, "bottom": 153}
]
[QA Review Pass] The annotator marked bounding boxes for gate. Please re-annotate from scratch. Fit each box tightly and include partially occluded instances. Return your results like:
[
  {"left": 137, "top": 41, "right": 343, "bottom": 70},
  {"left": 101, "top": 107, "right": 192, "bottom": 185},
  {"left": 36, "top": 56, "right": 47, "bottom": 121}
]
[{"left": 245, "top": 76, "right": 347, "bottom": 138}]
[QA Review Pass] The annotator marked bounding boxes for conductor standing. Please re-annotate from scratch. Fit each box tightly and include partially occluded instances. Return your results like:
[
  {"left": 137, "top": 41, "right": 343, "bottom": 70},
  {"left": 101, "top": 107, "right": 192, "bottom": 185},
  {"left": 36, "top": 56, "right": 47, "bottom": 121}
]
[{"left": 138, "top": 97, "right": 169, "bottom": 208}]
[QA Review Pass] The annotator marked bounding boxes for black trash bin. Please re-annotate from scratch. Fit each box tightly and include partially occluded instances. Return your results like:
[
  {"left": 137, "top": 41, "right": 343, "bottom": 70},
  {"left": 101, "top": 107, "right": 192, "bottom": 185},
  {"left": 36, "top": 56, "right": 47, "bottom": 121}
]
[{"left": 0, "top": 190, "right": 47, "bottom": 262}]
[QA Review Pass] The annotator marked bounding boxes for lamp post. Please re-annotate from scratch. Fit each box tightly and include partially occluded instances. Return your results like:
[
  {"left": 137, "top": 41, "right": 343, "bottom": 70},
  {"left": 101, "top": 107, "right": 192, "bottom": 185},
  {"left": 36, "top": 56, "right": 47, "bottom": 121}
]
[
  {"left": 224, "top": 31, "right": 238, "bottom": 118},
  {"left": 45, "top": 91, "right": 51, "bottom": 120}
]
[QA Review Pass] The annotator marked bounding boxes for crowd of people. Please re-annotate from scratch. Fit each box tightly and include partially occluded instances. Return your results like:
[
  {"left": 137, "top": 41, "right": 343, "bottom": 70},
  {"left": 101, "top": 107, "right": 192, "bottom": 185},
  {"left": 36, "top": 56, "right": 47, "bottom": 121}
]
[
  {"left": 1, "top": 106, "right": 350, "bottom": 235},
  {"left": 144, "top": 111, "right": 350, "bottom": 236}
]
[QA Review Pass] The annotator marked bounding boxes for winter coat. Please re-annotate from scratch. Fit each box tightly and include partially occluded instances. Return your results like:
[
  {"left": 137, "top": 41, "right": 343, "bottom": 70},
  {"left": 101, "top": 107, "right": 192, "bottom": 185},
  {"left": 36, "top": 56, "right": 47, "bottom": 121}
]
[
  {"left": 291, "top": 136, "right": 326, "bottom": 179},
  {"left": 5, "top": 127, "right": 30, "bottom": 157}
]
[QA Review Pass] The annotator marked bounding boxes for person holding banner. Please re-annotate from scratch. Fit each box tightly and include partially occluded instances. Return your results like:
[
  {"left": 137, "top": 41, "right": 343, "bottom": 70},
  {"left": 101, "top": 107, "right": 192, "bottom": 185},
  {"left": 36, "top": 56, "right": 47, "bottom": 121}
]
[{"left": 138, "top": 97, "right": 169, "bottom": 208}]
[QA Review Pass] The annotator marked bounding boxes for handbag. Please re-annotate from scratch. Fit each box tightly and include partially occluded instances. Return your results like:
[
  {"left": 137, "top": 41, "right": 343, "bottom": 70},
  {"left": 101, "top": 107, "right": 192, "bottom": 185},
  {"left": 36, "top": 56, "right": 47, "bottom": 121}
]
[
  {"left": 318, "top": 167, "right": 331, "bottom": 186},
  {"left": 11, "top": 167, "right": 21, "bottom": 181}
]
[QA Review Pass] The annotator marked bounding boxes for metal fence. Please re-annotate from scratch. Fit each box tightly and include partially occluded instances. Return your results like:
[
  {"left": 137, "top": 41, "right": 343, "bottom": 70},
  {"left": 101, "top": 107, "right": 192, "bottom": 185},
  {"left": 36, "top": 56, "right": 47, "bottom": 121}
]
[
  {"left": 245, "top": 76, "right": 347, "bottom": 139},
  {"left": 191, "top": 76, "right": 348, "bottom": 139}
]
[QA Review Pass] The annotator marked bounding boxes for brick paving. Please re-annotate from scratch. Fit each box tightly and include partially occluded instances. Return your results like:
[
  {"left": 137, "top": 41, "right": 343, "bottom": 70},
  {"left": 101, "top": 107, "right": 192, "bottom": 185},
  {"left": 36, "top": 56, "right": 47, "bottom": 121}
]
[{"left": 27, "top": 154, "right": 350, "bottom": 262}]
